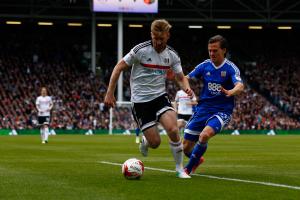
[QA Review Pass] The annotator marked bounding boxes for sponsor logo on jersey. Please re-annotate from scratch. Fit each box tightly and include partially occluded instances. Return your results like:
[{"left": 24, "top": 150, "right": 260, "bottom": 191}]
[{"left": 208, "top": 82, "right": 222, "bottom": 95}]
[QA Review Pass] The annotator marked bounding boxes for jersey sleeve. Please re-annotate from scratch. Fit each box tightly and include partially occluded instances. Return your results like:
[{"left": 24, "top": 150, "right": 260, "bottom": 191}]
[
  {"left": 188, "top": 62, "right": 205, "bottom": 80},
  {"left": 170, "top": 52, "right": 183, "bottom": 74},
  {"left": 123, "top": 47, "right": 139, "bottom": 66},
  {"left": 229, "top": 64, "right": 243, "bottom": 84},
  {"left": 35, "top": 97, "right": 40, "bottom": 106}
]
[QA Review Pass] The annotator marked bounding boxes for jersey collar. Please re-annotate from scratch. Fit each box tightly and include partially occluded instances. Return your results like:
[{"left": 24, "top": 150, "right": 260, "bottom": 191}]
[{"left": 211, "top": 58, "right": 227, "bottom": 69}]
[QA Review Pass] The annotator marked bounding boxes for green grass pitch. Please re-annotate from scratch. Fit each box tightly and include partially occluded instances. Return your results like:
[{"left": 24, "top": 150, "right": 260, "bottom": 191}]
[{"left": 0, "top": 134, "right": 300, "bottom": 200}]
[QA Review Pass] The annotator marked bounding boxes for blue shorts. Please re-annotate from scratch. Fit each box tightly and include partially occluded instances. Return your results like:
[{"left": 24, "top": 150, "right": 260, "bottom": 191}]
[{"left": 184, "top": 110, "right": 231, "bottom": 142}]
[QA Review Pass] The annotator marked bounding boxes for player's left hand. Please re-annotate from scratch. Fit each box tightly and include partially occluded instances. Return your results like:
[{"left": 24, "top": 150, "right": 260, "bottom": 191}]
[
  {"left": 185, "top": 88, "right": 195, "bottom": 99},
  {"left": 221, "top": 87, "right": 234, "bottom": 97}
]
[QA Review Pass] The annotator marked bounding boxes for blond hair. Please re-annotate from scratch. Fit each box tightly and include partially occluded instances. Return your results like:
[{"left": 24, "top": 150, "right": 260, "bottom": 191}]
[{"left": 151, "top": 19, "right": 172, "bottom": 33}]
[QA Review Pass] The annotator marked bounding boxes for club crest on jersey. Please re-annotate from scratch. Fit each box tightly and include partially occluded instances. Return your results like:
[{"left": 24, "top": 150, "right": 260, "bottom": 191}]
[
  {"left": 221, "top": 71, "right": 226, "bottom": 77},
  {"left": 164, "top": 58, "right": 170, "bottom": 64},
  {"left": 147, "top": 58, "right": 152, "bottom": 62},
  {"left": 206, "top": 71, "right": 211, "bottom": 76}
]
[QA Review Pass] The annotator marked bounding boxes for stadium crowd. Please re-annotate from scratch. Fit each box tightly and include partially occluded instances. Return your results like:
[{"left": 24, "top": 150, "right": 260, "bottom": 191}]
[
  {"left": 241, "top": 57, "right": 300, "bottom": 121},
  {"left": 0, "top": 27, "right": 299, "bottom": 131}
]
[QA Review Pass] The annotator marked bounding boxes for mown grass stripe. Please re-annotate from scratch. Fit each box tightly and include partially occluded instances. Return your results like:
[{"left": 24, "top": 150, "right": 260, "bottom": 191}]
[{"left": 99, "top": 161, "right": 300, "bottom": 191}]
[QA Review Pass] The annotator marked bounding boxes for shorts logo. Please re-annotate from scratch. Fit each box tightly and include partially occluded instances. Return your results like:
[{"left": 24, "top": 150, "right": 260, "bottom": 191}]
[
  {"left": 217, "top": 112, "right": 231, "bottom": 124},
  {"left": 165, "top": 96, "right": 171, "bottom": 104},
  {"left": 138, "top": 118, "right": 143, "bottom": 126}
]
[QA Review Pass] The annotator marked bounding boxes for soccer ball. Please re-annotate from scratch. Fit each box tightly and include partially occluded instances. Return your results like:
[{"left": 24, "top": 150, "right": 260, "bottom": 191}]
[{"left": 122, "top": 158, "right": 144, "bottom": 179}]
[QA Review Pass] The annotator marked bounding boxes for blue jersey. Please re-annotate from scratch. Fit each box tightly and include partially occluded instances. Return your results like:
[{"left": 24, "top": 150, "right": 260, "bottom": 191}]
[{"left": 188, "top": 58, "right": 242, "bottom": 114}]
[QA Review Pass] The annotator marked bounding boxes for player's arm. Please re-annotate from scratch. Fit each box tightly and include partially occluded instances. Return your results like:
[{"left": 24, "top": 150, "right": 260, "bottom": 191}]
[
  {"left": 221, "top": 64, "right": 244, "bottom": 97},
  {"left": 221, "top": 82, "right": 244, "bottom": 97},
  {"left": 48, "top": 99, "right": 53, "bottom": 111},
  {"left": 104, "top": 59, "right": 129, "bottom": 108},
  {"left": 175, "top": 72, "right": 194, "bottom": 98},
  {"left": 35, "top": 98, "right": 41, "bottom": 112}
]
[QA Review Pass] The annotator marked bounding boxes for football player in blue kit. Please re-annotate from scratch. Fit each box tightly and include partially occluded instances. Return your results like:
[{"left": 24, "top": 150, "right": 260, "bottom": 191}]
[{"left": 183, "top": 35, "right": 244, "bottom": 175}]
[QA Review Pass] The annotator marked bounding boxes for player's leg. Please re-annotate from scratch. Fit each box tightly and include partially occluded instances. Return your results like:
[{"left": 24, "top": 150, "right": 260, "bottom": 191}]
[
  {"left": 185, "top": 113, "right": 230, "bottom": 174},
  {"left": 44, "top": 117, "right": 50, "bottom": 143},
  {"left": 183, "top": 111, "right": 207, "bottom": 174},
  {"left": 38, "top": 116, "right": 45, "bottom": 143},
  {"left": 183, "top": 139, "right": 196, "bottom": 158},
  {"left": 177, "top": 119, "right": 185, "bottom": 134},
  {"left": 44, "top": 124, "right": 49, "bottom": 143},
  {"left": 184, "top": 126, "right": 214, "bottom": 174},
  {"left": 159, "top": 110, "right": 190, "bottom": 178},
  {"left": 142, "top": 126, "right": 161, "bottom": 148},
  {"left": 40, "top": 126, "right": 45, "bottom": 143},
  {"left": 135, "top": 127, "right": 140, "bottom": 143},
  {"left": 132, "top": 101, "right": 161, "bottom": 156},
  {"left": 139, "top": 126, "right": 161, "bottom": 157}
]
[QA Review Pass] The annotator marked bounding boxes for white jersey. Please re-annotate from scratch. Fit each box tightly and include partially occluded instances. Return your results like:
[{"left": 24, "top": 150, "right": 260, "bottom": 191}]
[
  {"left": 175, "top": 90, "right": 196, "bottom": 115},
  {"left": 123, "top": 40, "right": 183, "bottom": 103},
  {"left": 36, "top": 96, "right": 53, "bottom": 116}
]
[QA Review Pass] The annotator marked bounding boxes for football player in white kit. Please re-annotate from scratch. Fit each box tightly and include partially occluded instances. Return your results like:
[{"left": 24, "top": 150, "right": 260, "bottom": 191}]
[
  {"left": 105, "top": 19, "right": 194, "bottom": 178},
  {"left": 175, "top": 89, "right": 197, "bottom": 132},
  {"left": 36, "top": 87, "right": 53, "bottom": 144}
]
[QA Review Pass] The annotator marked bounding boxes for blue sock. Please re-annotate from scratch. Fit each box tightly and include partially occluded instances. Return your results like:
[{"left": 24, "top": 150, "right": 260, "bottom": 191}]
[
  {"left": 135, "top": 128, "right": 140, "bottom": 136},
  {"left": 185, "top": 142, "right": 207, "bottom": 173}
]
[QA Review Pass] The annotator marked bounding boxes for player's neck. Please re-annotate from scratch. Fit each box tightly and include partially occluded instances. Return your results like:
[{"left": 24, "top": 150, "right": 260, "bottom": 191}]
[
  {"left": 212, "top": 58, "right": 226, "bottom": 68},
  {"left": 154, "top": 47, "right": 166, "bottom": 53}
]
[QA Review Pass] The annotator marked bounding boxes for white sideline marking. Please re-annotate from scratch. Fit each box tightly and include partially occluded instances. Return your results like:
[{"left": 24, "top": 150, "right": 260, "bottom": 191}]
[{"left": 99, "top": 161, "right": 300, "bottom": 191}]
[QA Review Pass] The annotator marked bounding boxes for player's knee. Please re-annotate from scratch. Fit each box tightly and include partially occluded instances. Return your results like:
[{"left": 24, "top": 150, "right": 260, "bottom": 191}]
[
  {"left": 165, "top": 126, "right": 178, "bottom": 135},
  {"left": 148, "top": 138, "right": 161, "bottom": 149},
  {"left": 199, "top": 131, "right": 213, "bottom": 143}
]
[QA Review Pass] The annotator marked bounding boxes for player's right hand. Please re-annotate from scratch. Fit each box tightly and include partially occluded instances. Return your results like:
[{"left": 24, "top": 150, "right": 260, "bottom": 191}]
[
  {"left": 104, "top": 93, "right": 116, "bottom": 108},
  {"left": 185, "top": 88, "right": 195, "bottom": 99}
]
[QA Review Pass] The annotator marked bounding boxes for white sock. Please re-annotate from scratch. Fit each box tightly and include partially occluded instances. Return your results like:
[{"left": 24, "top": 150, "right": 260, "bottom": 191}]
[
  {"left": 142, "top": 136, "right": 149, "bottom": 147},
  {"left": 41, "top": 129, "right": 44, "bottom": 141},
  {"left": 45, "top": 127, "right": 49, "bottom": 141},
  {"left": 169, "top": 140, "right": 184, "bottom": 171}
]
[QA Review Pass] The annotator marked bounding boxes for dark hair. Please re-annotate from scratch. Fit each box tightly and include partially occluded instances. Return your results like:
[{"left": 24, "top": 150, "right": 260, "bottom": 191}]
[{"left": 208, "top": 35, "right": 228, "bottom": 53}]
